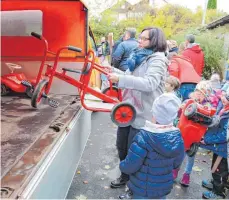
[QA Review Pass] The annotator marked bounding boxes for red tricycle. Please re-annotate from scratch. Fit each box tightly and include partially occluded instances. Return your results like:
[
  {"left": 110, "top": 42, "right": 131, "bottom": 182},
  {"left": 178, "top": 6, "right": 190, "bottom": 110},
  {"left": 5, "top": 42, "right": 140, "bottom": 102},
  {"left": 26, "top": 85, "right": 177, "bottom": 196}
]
[
  {"left": 178, "top": 99, "right": 216, "bottom": 157},
  {"left": 30, "top": 32, "right": 136, "bottom": 127},
  {"left": 1, "top": 63, "right": 37, "bottom": 97}
]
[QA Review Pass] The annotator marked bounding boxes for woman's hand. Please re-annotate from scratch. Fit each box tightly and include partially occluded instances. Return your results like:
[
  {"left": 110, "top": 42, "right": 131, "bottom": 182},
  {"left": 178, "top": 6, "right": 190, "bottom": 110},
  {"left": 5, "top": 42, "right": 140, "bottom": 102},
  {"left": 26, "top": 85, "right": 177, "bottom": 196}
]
[
  {"left": 108, "top": 73, "right": 119, "bottom": 83},
  {"left": 102, "top": 65, "right": 113, "bottom": 73}
]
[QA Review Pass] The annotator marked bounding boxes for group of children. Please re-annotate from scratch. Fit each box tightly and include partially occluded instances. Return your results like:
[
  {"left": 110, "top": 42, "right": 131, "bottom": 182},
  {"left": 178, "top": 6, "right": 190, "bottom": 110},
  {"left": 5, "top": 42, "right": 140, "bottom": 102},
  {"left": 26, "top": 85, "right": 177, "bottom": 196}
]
[{"left": 118, "top": 74, "right": 229, "bottom": 199}]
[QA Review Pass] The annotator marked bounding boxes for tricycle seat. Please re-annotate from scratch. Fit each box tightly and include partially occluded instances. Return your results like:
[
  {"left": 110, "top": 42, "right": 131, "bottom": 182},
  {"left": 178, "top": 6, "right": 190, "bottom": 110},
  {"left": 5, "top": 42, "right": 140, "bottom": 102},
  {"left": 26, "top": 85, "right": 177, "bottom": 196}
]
[{"left": 5, "top": 63, "right": 22, "bottom": 73}]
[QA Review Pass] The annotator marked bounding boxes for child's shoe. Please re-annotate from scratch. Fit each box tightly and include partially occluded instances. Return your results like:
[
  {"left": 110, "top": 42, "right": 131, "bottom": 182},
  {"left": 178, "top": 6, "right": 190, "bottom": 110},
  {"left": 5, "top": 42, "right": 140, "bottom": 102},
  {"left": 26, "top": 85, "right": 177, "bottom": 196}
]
[
  {"left": 180, "top": 173, "right": 190, "bottom": 187},
  {"left": 173, "top": 169, "right": 179, "bottom": 180},
  {"left": 202, "top": 190, "right": 226, "bottom": 199},
  {"left": 202, "top": 179, "right": 213, "bottom": 190},
  {"left": 118, "top": 190, "right": 133, "bottom": 199}
]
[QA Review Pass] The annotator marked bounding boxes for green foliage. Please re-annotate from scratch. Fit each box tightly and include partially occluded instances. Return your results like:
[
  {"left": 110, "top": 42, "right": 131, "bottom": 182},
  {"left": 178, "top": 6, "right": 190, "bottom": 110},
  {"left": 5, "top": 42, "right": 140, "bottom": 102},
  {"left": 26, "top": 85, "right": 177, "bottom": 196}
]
[
  {"left": 90, "top": 3, "right": 227, "bottom": 76},
  {"left": 197, "top": 33, "right": 224, "bottom": 78},
  {"left": 90, "top": 3, "right": 226, "bottom": 41},
  {"left": 207, "top": 0, "right": 217, "bottom": 9}
]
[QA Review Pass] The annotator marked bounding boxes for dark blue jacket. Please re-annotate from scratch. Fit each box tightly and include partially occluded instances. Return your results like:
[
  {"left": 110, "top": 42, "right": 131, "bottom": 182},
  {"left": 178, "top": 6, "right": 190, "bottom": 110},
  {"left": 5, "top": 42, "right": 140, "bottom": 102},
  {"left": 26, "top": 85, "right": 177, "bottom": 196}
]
[
  {"left": 112, "top": 38, "right": 138, "bottom": 71},
  {"left": 120, "top": 122, "right": 185, "bottom": 199},
  {"left": 112, "top": 36, "right": 123, "bottom": 56},
  {"left": 200, "top": 110, "right": 229, "bottom": 158}
]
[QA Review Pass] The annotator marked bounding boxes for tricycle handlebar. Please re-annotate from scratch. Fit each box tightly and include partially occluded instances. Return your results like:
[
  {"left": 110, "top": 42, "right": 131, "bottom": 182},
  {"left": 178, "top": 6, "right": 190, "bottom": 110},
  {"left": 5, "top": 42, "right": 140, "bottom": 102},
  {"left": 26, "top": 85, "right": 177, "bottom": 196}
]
[
  {"left": 31, "top": 32, "right": 42, "bottom": 40},
  {"left": 68, "top": 46, "right": 82, "bottom": 53}
]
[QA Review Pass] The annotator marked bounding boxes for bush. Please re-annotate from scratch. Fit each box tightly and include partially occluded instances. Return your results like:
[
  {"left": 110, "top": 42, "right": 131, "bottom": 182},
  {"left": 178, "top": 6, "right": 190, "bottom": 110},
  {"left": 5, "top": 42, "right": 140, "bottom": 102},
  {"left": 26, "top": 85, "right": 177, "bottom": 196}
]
[{"left": 197, "top": 33, "right": 225, "bottom": 79}]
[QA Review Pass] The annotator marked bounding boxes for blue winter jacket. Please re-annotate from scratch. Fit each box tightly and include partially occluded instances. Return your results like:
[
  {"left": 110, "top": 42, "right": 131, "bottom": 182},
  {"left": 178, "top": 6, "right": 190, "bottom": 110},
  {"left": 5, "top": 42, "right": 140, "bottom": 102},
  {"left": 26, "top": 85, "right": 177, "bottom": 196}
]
[
  {"left": 120, "top": 122, "right": 185, "bottom": 199},
  {"left": 200, "top": 110, "right": 229, "bottom": 158},
  {"left": 112, "top": 38, "right": 138, "bottom": 71}
]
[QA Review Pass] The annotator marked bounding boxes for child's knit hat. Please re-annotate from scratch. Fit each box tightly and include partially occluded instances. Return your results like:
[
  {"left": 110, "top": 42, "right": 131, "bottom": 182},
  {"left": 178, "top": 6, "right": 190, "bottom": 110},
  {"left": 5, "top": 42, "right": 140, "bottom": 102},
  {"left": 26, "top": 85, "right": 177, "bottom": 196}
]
[
  {"left": 210, "top": 73, "right": 221, "bottom": 90},
  {"left": 195, "top": 80, "right": 213, "bottom": 100},
  {"left": 153, "top": 93, "right": 181, "bottom": 125}
]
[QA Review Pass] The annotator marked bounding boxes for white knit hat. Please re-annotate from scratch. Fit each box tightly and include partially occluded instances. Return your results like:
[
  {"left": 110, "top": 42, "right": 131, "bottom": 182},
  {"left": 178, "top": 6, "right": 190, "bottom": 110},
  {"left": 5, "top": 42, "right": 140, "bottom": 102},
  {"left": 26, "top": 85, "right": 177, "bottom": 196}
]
[{"left": 153, "top": 93, "right": 181, "bottom": 125}]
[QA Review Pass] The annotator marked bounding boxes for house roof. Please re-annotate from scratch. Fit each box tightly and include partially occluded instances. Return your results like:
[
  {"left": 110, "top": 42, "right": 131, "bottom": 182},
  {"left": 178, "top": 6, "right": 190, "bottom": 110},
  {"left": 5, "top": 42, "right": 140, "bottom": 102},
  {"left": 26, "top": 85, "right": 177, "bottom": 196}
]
[{"left": 206, "top": 15, "right": 229, "bottom": 29}]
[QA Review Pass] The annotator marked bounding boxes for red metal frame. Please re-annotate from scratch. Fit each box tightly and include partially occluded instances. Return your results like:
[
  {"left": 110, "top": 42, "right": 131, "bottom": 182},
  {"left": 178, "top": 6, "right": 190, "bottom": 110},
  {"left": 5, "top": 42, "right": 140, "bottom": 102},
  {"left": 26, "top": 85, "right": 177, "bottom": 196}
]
[{"left": 35, "top": 35, "right": 121, "bottom": 112}]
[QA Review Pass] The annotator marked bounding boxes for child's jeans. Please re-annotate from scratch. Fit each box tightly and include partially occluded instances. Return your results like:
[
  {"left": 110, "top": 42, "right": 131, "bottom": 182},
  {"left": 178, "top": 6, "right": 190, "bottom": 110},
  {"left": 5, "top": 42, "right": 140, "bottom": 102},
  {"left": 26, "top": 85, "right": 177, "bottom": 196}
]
[
  {"left": 179, "top": 83, "right": 196, "bottom": 101},
  {"left": 216, "top": 100, "right": 223, "bottom": 114},
  {"left": 185, "top": 153, "right": 195, "bottom": 174}
]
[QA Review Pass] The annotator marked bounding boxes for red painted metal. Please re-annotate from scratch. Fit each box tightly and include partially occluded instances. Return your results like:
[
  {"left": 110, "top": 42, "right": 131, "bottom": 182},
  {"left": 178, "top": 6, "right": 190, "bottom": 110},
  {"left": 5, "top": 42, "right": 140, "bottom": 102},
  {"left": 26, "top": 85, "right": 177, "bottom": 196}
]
[
  {"left": 114, "top": 106, "right": 134, "bottom": 123},
  {"left": 32, "top": 34, "right": 121, "bottom": 112},
  {"left": 1, "top": 0, "right": 87, "bottom": 61}
]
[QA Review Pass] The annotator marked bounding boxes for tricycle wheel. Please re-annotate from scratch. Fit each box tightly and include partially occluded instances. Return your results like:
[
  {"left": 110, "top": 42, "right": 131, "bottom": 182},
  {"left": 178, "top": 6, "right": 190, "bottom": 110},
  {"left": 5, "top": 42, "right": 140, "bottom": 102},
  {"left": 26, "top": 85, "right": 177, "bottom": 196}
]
[
  {"left": 31, "top": 79, "right": 48, "bottom": 108},
  {"left": 102, "top": 86, "right": 119, "bottom": 102},
  {"left": 1, "top": 84, "right": 10, "bottom": 96},
  {"left": 25, "top": 86, "right": 34, "bottom": 98},
  {"left": 186, "top": 143, "right": 199, "bottom": 157},
  {"left": 111, "top": 102, "right": 136, "bottom": 127},
  {"left": 184, "top": 103, "right": 197, "bottom": 118}
]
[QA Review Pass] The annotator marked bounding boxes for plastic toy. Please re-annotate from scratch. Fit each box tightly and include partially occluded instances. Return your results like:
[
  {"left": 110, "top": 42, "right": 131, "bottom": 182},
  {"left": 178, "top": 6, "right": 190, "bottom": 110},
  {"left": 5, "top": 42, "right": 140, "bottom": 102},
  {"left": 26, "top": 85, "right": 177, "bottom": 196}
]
[
  {"left": 1, "top": 63, "right": 37, "bottom": 97},
  {"left": 178, "top": 99, "right": 216, "bottom": 156},
  {"left": 30, "top": 32, "right": 135, "bottom": 127}
]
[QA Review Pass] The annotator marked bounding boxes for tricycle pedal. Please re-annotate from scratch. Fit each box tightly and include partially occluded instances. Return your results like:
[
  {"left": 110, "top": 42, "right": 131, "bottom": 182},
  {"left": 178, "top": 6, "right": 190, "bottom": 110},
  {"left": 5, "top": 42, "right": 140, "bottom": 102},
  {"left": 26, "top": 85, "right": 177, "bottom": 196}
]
[
  {"left": 48, "top": 98, "right": 59, "bottom": 108},
  {"left": 21, "top": 80, "right": 32, "bottom": 88}
]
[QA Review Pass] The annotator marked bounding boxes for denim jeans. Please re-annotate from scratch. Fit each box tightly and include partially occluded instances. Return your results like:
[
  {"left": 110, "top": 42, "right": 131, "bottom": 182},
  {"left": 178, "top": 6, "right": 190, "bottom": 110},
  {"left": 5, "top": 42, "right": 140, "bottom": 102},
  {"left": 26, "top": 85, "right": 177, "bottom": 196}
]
[
  {"left": 178, "top": 83, "right": 196, "bottom": 101},
  {"left": 216, "top": 100, "right": 223, "bottom": 114},
  {"left": 185, "top": 153, "right": 195, "bottom": 174}
]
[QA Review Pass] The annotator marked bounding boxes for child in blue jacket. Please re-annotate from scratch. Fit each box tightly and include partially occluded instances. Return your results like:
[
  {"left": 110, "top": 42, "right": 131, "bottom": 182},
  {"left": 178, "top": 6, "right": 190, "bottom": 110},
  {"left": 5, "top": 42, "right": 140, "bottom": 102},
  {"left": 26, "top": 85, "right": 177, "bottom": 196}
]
[
  {"left": 200, "top": 89, "right": 229, "bottom": 199},
  {"left": 119, "top": 93, "right": 185, "bottom": 199}
]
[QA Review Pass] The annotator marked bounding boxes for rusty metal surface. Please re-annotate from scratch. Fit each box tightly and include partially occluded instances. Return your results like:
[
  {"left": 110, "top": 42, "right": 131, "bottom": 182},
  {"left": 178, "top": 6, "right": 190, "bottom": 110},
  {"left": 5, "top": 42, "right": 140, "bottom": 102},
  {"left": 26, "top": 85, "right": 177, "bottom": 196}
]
[
  {"left": 1, "top": 94, "right": 80, "bottom": 177},
  {"left": 1, "top": 94, "right": 82, "bottom": 198}
]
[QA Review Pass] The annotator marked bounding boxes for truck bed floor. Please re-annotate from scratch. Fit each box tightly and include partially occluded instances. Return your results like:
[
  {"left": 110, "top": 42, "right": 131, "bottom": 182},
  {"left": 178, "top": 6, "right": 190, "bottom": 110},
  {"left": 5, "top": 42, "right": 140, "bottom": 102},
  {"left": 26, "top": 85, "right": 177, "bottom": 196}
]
[{"left": 1, "top": 94, "right": 79, "bottom": 177}]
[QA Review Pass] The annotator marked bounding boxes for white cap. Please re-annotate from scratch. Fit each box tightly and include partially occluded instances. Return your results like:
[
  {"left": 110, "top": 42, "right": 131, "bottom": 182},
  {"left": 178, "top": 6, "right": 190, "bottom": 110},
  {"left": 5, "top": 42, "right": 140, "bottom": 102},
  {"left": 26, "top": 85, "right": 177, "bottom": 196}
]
[{"left": 153, "top": 93, "right": 181, "bottom": 125}]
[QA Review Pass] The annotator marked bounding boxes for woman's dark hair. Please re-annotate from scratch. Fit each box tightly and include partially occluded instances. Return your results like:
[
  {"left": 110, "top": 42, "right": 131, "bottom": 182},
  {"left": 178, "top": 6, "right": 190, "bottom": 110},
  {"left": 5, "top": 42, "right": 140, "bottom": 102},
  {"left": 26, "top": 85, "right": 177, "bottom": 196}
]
[{"left": 141, "top": 27, "right": 167, "bottom": 52}]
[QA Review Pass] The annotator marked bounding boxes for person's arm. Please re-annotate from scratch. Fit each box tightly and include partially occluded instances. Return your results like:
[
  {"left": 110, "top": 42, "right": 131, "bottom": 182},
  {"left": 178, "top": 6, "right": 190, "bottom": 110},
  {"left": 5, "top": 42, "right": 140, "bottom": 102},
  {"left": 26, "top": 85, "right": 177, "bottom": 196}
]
[
  {"left": 112, "top": 43, "right": 125, "bottom": 69},
  {"left": 181, "top": 49, "right": 189, "bottom": 58},
  {"left": 173, "top": 147, "right": 185, "bottom": 170},
  {"left": 120, "top": 134, "right": 147, "bottom": 174},
  {"left": 117, "top": 57, "right": 166, "bottom": 92},
  {"left": 113, "top": 67, "right": 125, "bottom": 75},
  {"left": 204, "top": 122, "right": 228, "bottom": 144}
]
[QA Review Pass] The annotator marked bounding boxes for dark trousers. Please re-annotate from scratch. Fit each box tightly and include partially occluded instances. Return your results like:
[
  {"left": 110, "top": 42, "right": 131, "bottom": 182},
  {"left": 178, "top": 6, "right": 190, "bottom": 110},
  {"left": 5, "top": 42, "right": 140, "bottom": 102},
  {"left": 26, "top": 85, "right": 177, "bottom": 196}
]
[
  {"left": 211, "top": 153, "right": 228, "bottom": 196},
  {"left": 116, "top": 126, "right": 139, "bottom": 180}
]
